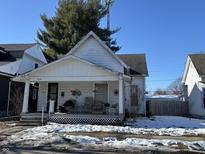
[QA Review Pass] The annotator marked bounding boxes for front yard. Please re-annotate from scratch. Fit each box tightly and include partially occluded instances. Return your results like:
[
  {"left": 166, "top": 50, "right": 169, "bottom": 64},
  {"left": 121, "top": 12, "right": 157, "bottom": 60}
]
[{"left": 1, "top": 116, "right": 205, "bottom": 153}]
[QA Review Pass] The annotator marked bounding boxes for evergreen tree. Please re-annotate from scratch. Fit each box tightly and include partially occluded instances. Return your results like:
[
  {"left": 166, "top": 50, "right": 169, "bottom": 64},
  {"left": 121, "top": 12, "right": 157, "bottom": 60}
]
[{"left": 37, "top": 0, "right": 120, "bottom": 58}]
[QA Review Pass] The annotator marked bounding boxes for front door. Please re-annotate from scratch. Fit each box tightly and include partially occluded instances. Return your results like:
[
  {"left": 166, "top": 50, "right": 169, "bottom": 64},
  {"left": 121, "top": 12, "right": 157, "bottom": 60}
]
[
  {"left": 28, "top": 84, "right": 38, "bottom": 112},
  {"left": 95, "top": 84, "right": 108, "bottom": 103},
  {"left": 47, "top": 83, "right": 58, "bottom": 112}
]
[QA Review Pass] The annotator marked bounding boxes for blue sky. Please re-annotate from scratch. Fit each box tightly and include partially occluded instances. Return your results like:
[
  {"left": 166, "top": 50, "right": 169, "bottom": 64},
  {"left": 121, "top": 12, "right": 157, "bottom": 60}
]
[{"left": 1, "top": 0, "right": 205, "bottom": 91}]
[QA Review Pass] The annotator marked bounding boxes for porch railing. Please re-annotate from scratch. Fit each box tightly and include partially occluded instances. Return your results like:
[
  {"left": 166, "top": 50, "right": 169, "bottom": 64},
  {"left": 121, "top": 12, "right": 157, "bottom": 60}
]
[{"left": 58, "top": 105, "right": 118, "bottom": 115}]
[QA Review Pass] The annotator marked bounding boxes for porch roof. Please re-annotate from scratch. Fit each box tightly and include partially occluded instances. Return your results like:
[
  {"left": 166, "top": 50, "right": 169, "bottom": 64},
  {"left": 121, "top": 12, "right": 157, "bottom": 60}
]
[{"left": 12, "top": 55, "right": 123, "bottom": 82}]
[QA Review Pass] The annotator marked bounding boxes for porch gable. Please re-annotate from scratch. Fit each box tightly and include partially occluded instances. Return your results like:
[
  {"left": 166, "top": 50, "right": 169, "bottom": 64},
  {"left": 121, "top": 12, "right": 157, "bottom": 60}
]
[{"left": 15, "top": 56, "right": 119, "bottom": 82}]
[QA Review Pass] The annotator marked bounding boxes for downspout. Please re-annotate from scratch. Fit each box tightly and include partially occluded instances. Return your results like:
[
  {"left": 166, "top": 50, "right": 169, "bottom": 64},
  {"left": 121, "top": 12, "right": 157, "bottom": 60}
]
[{"left": 7, "top": 80, "right": 12, "bottom": 116}]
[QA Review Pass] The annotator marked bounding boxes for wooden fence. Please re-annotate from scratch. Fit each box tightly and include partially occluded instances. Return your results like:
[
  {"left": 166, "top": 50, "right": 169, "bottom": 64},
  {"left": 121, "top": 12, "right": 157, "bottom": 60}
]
[{"left": 146, "top": 100, "right": 189, "bottom": 116}]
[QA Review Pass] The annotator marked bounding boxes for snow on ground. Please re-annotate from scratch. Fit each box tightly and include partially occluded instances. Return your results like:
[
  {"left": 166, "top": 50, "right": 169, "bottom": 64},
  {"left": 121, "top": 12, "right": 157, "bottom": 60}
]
[
  {"left": 7, "top": 116, "right": 205, "bottom": 137},
  {"left": 126, "top": 116, "right": 205, "bottom": 129},
  {"left": 1, "top": 116, "right": 205, "bottom": 152},
  {"left": 64, "top": 135, "right": 205, "bottom": 151}
]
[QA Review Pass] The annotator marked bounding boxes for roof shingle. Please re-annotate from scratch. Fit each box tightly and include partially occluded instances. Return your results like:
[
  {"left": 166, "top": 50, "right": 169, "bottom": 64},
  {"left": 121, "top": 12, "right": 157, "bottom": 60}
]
[
  {"left": 0, "top": 43, "right": 36, "bottom": 58},
  {"left": 117, "top": 54, "right": 148, "bottom": 76},
  {"left": 189, "top": 53, "right": 205, "bottom": 76}
]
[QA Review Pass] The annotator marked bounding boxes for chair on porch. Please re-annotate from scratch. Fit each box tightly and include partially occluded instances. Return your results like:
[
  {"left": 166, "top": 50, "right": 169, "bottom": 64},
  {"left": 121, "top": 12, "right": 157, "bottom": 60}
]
[
  {"left": 83, "top": 97, "right": 94, "bottom": 113},
  {"left": 59, "top": 99, "right": 76, "bottom": 113},
  {"left": 92, "top": 100, "right": 104, "bottom": 114}
]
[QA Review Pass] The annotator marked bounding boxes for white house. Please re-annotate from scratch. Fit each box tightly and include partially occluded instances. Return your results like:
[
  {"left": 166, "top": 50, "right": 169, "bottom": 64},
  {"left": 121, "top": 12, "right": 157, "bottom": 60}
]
[
  {"left": 13, "top": 31, "right": 148, "bottom": 124},
  {"left": 182, "top": 53, "right": 205, "bottom": 118},
  {"left": 0, "top": 44, "right": 47, "bottom": 75},
  {"left": 0, "top": 44, "right": 47, "bottom": 116}
]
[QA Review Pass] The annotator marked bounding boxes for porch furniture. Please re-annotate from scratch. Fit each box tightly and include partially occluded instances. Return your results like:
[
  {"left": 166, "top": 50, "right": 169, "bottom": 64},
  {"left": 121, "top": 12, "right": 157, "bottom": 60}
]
[
  {"left": 59, "top": 99, "right": 76, "bottom": 113},
  {"left": 104, "top": 103, "right": 110, "bottom": 114},
  {"left": 108, "top": 107, "right": 118, "bottom": 115},
  {"left": 92, "top": 100, "right": 104, "bottom": 114},
  {"left": 84, "top": 97, "right": 94, "bottom": 113}
]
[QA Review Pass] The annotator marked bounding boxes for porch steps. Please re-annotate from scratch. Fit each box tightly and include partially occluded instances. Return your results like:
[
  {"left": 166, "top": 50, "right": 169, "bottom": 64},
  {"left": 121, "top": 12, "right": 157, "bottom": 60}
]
[{"left": 17, "top": 113, "right": 48, "bottom": 126}]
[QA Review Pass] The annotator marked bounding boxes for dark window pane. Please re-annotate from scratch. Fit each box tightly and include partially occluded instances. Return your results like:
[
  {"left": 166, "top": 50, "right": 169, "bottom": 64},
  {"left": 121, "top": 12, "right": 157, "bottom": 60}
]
[{"left": 50, "top": 85, "right": 57, "bottom": 93}]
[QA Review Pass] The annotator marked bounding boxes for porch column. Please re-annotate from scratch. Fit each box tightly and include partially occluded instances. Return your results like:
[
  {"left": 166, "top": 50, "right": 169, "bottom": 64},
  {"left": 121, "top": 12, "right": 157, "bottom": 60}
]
[
  {"left": 22, "top": 80, "right": 30, "bottom": 113},
  {"left": 119, "top": 75, "right": 124, "bottom": 115}
]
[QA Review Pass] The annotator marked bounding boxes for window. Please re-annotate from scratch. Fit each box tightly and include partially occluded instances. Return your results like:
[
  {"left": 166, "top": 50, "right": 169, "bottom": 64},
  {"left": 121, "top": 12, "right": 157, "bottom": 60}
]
[
  {"left": 32, "top": 88, "right": 37, "bottom": 100},
  {"left": 34, "top": 63, "right": 39, "bottom": 69},
  {"left": 203, "top": 88, "right": 205, "bottom": 108},
  {"left": 131, "top": 85, "right": 139, "bottom": 106}
]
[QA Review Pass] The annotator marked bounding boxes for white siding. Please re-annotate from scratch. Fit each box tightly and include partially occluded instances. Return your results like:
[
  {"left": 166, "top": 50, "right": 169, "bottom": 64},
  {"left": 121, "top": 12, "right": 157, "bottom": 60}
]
[
  {"left": 73, "top": 37, "right": 124, "bottom": 73},
  {"left": 25, "top": 45, "right": 47, "bottom": 64},
  {"left": 0, "top": 46, "right": 46, "bottom": 75},
  {"left": 58, "top": 81, "right": 119, "bottom": 107},
  {"left": 58, "top": 81, "right": 94, "bottom": 107},
  {"left": 18, "top": 54, "right": 45, "bottom": 74},
  {"left": 37, "top": 81, "right": 119, "bottom": 111},
  {"left": 185, "top": 61, "right": 205, "bottom": 117},
  {"left": 28, "top": 57, "right": 118, "bottom": 82},
  {"left": 108, "top": 81, "right": 119, "bottom": 106},
  {"left": 124, "top": 76, "right": 146, "bottom": 115},
  {"left": 37, "top": 82, "right": 47, "bottom": 111}
]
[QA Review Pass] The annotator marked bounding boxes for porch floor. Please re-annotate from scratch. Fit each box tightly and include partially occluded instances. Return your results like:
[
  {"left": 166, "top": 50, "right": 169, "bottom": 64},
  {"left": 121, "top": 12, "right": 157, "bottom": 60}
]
[{"left": 49, "top": 113, "right": 124, "bottom": 125}]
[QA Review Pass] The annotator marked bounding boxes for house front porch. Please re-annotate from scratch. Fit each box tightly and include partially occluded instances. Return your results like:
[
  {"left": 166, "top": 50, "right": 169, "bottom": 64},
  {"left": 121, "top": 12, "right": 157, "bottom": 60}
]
[
  {"left": 19, "top": 78, "right": 127, "bottom": 125},
  {"left": 12, "top": 54, "right": 131, "bottom": 125}
]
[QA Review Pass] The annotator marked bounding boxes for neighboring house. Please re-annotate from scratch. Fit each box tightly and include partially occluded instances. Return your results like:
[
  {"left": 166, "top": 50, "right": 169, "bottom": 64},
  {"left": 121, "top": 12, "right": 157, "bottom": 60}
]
[
  {"left": 13, "top": 31, "right": 148, "bottom": 124},
  {"left": 0, "top": 44, "right": 47, "bottom": 116},
  {"left": 182, "top": 53, "right": 205, "bottom": 118}
]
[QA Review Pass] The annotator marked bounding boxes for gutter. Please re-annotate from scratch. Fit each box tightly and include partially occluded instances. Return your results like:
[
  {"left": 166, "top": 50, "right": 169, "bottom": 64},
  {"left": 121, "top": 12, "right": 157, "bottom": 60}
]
[{"left": 0, "top": 72, "right": 14, "bottom": 78}]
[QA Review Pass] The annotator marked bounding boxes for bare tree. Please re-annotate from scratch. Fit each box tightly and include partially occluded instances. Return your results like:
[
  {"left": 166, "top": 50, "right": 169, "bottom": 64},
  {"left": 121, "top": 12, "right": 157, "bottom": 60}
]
[
  {"left": 166, "top": 78, "right": 183, "bottom": 95},
  {"left": 9, "top": 83, "right": 24, "bottom": 116},
  {"left": 154, "top": 88, "right": 167, "bottom": 95}
]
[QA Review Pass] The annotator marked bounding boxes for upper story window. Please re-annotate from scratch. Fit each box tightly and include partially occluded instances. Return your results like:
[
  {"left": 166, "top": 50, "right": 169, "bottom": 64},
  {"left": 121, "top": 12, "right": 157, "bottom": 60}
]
[{"left": 34, "top": 63, "right": 39, "bottom": 69}]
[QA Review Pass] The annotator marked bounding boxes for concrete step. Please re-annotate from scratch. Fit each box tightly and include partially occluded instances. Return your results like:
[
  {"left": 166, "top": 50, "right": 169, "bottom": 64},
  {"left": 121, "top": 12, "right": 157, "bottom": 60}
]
[
  {"left": 20, "top": 119, "right": 47, "bottom": 123},
  {"left": 16, "top": 122, "right": 43, "bottom": 126},
  {"left": 19, "top": 113, "right": 48, "bottom": 126},
  {"left": 21, "top": 117, "right": 48, "bottom": 120},
  {"left": 21, "top": 115, "right": 48, "bottom": 118}
]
